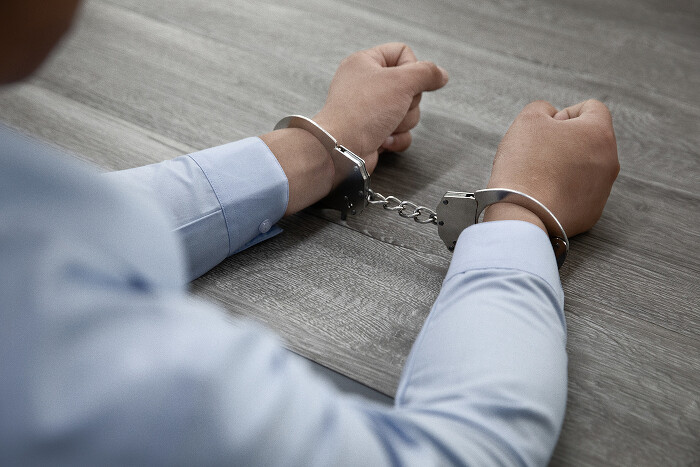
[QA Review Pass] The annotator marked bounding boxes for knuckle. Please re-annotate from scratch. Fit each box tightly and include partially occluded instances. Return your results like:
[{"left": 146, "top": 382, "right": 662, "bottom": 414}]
[
  {"left": 588, "top": 124, "right": 619, "bottom": 178},
  {"left": 339, "top": 55, "right": 355, "bottom": 68},
  {"left": 592, "top": 119, "right": 616, "bottom": 145},
  {"left": 612, "top": 160, "right": 621, "bottom": 179},
  {"left": 396, "top": 42, "right": 411, "bottom": 53},
  {"left": 519, "top": 104, "right": 547, "bottom": 121},
  {"left": 586, "top": 99, "right": 614, "bottom": 121},
  {"left": 420, "top": 60, "right": 440, "bottom": 77},
  {"left": 603, "top": 125, "right": 617, "bottom": 145},
  {"left": 396, "top": 132, "right": 413, "bottom": 151},
  {"left": 585, "top": 98, "right": 608, "bottom": 111},
  {"left": 522, "top": 100, "right": 552, "bottom": 115},
  {"left": 387, "top": 41, "right": 408, "bottom": 49}
]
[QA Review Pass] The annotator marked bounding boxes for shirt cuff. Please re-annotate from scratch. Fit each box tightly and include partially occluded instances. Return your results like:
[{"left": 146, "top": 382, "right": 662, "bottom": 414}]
[
  {"left": 188, "top": 137, "right": 289, "bottom": 256},
  {"left": 447, "top": 220, "right": 563, "bottom": 303}
]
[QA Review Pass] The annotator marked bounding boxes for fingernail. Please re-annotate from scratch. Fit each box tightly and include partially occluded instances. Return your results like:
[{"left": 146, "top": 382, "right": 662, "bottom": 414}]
[
  {"left": 437, "top": 65, "right": 449, "bottom": 81},
  {"left": 383, "top": 136, "right": 394, "bottom": 147}
]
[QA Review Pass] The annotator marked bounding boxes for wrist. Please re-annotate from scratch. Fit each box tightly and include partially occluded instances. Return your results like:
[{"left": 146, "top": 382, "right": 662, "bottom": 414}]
[
  {"left": 259, "top": 128, "right": 334, "bottom": 216},
  {"left": 313, "top": 110, "right": 361, "bottom": 158},
  {"left": 482, "top": 202, "right": 547, "bottom": 233}
]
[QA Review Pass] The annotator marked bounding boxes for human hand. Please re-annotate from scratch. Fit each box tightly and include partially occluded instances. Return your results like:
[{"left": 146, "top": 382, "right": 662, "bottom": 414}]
[
  {"left": 261, "top": 43, "right": 447, "bottom": 216},
  {"left": 314, "top": 42, "right": 449, "bottom": 174},
  {"left": 484, "top": 100, "right": 619, "bottom": 237}
]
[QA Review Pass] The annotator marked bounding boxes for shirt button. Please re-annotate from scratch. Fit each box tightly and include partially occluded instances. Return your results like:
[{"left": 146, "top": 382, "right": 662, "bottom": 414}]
[{"left": 258, "top": 219, "right": 271, "bottom": 234}]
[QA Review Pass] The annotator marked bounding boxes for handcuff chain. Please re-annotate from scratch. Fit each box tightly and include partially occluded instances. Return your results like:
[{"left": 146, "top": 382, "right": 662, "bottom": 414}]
[{"left": 367, "top": 189, "right": 438, "bottom": 225}]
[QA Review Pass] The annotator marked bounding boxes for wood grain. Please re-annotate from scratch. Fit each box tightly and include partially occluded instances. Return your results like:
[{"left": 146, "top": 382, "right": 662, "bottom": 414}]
[{"left": 1, "top": 0, "right": 698, "bottom": 464}]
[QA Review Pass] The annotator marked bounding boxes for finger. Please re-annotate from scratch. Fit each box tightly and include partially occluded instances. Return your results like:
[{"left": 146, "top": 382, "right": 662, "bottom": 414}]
[
  {"left": 555, "top": 99, "right": 612, "bottom": 124},
  {"left": 554, "top": 99, "right": 599, "bottom": 119},
  {"left": 398, "top": 60, "right": 449, "bottom": 94},
  {"left": 409, "top": 93, "right": 422, "bottom": 110},
  {"left": 521, "top": 100, "right": 558, "bottom": 117},
  {"left": 554, "top": 101, "right": 587, "bottom": 120},
  {"left": 367, "top": 42, "right": 417, "bottom": 67},
  {"left": 394, "top": 43, "right": 418, "bottom": 66},
  {"left": 395, "top": 106, "right": 421, "bottom": 134},
  {"left": 381, "top": 132, "right": 413, "bottom": 152},
  {"left": 553, "top": 108, "right": 572, "bottom": 120}
]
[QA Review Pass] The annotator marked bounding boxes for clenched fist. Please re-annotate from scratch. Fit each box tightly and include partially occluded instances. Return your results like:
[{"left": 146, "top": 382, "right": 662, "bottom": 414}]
[
  {"left": 485, "top": 100, "right": 620, "bottom": 237},
  {"left": 315, "top": 42, "right": 449, "bottom": 173},
  {"left": 263, "top": 43, "right": 448, "bottom": 215}
]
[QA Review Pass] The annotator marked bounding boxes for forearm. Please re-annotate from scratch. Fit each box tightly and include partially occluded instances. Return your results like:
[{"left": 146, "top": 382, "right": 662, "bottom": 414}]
[
  {"left": 252, "top": 221, "right": 569, "bottom": 465},
  {"left": 103, "top": 137, "right": 288, "bottom": 282},
  {"left": 393, "top": 221, "right": 568, "bottom": 465},
  {"left": 212, "top": 222, "right": 569, "bottom": 465},
  {"left": 101, "top": 125, "right": 338, "bottom": 282}
]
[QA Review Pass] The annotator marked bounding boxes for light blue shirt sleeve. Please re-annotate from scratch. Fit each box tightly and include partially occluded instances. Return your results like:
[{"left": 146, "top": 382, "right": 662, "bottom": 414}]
[
  {"left": 1, "top": 125, "right": 567, "bottom": 466},
  {"left": 104, "top": 137, "right": 289, "bottom": 281}
]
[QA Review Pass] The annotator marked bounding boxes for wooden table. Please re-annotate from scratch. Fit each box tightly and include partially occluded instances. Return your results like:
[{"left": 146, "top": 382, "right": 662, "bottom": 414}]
[{"left": 1, "top": 0, "right": 698, "bottom": 464}]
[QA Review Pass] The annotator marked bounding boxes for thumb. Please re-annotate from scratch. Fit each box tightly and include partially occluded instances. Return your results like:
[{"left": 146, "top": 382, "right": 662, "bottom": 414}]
[{"left": 397, "top": 61, "right": 449, "bottom": 94}]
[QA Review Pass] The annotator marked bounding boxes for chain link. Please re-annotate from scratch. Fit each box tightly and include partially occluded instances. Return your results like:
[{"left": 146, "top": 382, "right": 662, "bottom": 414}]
[{"left": 367, "top": 189, "right": 438, "bottom": 225}]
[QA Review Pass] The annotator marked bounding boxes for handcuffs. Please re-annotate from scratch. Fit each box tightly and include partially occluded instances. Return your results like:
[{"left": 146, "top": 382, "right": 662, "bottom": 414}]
[{"left": 275, "top": 115, "right": 569, "bottom": 268}]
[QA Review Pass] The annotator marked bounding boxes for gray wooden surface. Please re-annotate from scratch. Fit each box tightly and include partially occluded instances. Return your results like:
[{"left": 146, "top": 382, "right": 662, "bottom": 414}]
[{"left": 1, "top": 0, "right": 698, "bottom": 464}]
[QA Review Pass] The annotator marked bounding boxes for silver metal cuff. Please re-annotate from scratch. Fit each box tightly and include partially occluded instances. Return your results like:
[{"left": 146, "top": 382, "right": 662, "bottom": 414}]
[
  {"left": 437, "top": 188, "right": 569, "bottom": 268},
  {"left": 274, "top": 115, "right": 369, "bottom": 219}
]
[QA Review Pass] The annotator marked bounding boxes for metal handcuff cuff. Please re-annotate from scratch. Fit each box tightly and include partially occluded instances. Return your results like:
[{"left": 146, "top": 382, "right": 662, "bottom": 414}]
[{"left": 275, "top": 115, "right": 569, "bottom": 268}]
